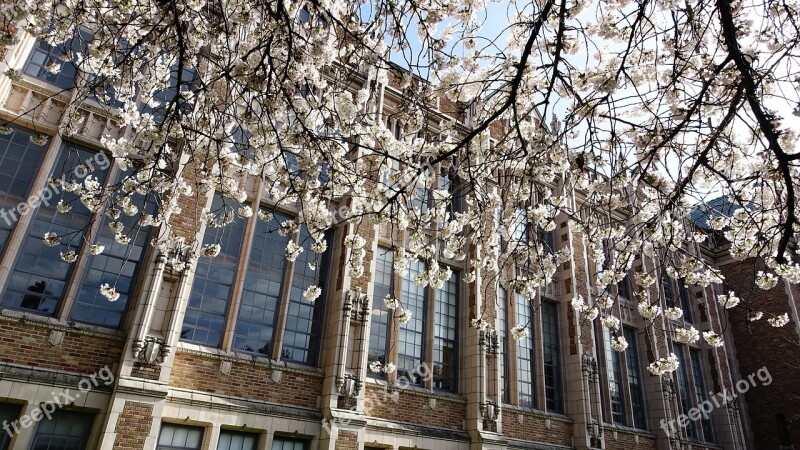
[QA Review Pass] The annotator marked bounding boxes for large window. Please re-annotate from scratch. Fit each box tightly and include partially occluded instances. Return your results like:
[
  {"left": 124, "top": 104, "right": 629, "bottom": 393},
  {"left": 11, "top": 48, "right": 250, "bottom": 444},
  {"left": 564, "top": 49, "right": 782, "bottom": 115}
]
[
  {"left": 71, "top": 172, "right": 154, "bottom": 327},
  {"left": 673, "top": 343, "right": 699, "bottom": 440},
  {"left": 498, "top": 289, "right": 509, "bottom": 402},
  {"left": 367, "top": 248, "right": 459, "bottom": 392},
  {"left": 597, "top": 326, "right": 648, "bottom": 429},
  {"left": 397, "top": 259, "right": 427, "bottom": 385},
  {"left": 157, "top": 423, "right": 203, "bottom": 450},
  {"left": 515, "top": 292, "right": 536, "bottom": 408},
  {"left": 23, "top": 34, "right": 87, "bottom": 89},
  {"left": 673, "top": 344, "right": 716, "bottom": 442},
  {"left": 29, "top": 410, "right": 94, "bottom": 450},
  {"left": 541, "top": 301, "right": 562, "bottom": 412},
  {"left": 603, "top": 328, "right": 625, "bottom": 424},
  {"left": 690, "top": 348, "right": 714, "bottom": 441},
  {"left": 181, "top": 196, "right": 330, "bottom": 365},
  {"left": 368, "top": 248, "right": 394, "bottom": 368},
  {"left": 624, "top": 327, "right": 647, "bottom": 429},
  {"left": 0, "top": 134, "right": 149, "bottom": 328},
  {"left": 498, "top": 291, "right": 563, "bottom": 412}
]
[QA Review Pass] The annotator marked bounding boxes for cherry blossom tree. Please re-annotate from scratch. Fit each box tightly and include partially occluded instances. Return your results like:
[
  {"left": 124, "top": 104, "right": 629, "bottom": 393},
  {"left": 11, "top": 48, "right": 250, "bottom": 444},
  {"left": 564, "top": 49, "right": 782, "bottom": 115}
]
[{"left": 3, "top": 0, "right": 799, "bottom": 372}]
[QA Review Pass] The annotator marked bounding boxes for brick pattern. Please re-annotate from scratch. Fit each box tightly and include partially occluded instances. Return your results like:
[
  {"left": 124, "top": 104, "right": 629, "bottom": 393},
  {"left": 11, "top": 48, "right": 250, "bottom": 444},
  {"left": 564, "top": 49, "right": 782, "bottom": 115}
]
[
  {"left": 722, "top": 258, "right": 800, "bottom": 448},
  {"left": 363, "top": 384, "right": 464, "bottom": 431},
  {"left": 335, "top": 430, "right": 359, "bottom": 450},
  {"left": 0, "top": 320, "right": 123, "bottom": 374},
  {"left": 171, "top": 162, "right": 208, "bottom": 241},
  {"left": 112, "top": 401, "right": 153, "bottom": 450},
  {"left": 131, "top": 361, "right": 161, "bottom": 380},
  {"left": 501, "top": 409, "right": 572, "bottom": 447},
  {"left": 169, "top": 351, "right": 322, "bottom": 409},
  {"left": 602, "top": 429, "right": 656, "bottom": 450}
]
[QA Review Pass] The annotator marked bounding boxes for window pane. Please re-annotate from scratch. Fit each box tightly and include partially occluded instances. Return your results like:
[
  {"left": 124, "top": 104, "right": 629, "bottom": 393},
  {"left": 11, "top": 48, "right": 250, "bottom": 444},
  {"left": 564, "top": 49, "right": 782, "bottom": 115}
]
[
  {"left": 515, "top": 293, "right": 535, "bottom": 408},
  {"left": 71, "top": 170, "right": 155, "bottom": 328},
  {"left": 397, "top": 259, "right": 426, "bottom": 385},
  {"left": 280, "top": 226, "right": 330, "bottom": 365},
  {"left": 541, "top": 301, "right": 562, "bottom": 412},
  {"left": 217, "top": 430, "right": 258, "bottom": 450},
  {"left": 604, "top": 327, "right": 625, "bottom": 425},
  {"left": 0, "top": 126, "right": 49, "bottom": 257},
  {"left": 2, "top": 145, "right": 109, "bottom": 315},
  {"left": 30, "top": 410, "right": 94, "bottom": 450},
  {"left": 233, "top": 210, "right": 291, "bottom": 356},
  {"left": 673, "top": 343, "right": 698, "bottom": 439},
  {"left": 181, "top": 195, "right": 246, "bottom": 347},
  {"left": 22, "top": 34, "right": 87, "bottom": 89},
  {"left": 624, "top": 327, "right": 647, "bottom": 429},
  {"left": 498, "top": 289, "right": 509, "bottom": 403},
  {"left": 368, "top": 247, "right": 393, "bottom": 376},
  {"left": 690, "top": 348, "right": 714, "bottom": 441},
  {"left": 157, "top": 423, "right": 204, "bottom": 450},
  {"left": 141, "top": 66, "right": 197, "bottom": 125},
  {"left": 433, "top": 269, "right": 458, "bottom": 391},
  {"left": 678, "top": 279, "right": 694, "bottom": 323},
  {"left": 0, "top": 403, "right": 20, "bottom": 450},
  {"left": 271, "top": 437, "right": 307, "bottom": 450}
]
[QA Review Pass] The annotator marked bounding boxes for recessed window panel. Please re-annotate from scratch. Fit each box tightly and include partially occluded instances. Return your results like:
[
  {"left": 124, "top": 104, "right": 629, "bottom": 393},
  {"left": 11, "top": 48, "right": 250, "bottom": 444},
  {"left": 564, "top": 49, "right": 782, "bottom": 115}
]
[
  {"left": 2, "top": 145, "right": 108, "bottom": 315},
  {"left": 181, "top": 195, "right": 246, "bottom": 347}
]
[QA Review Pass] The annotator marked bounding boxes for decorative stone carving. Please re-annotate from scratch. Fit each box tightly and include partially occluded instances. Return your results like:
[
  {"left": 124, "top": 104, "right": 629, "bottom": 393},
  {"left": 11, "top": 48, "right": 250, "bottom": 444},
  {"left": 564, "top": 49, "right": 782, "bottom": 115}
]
[
  {"left": 132, "top": 336, "right": 170, "bottom": 364},
  {"left": 335, "top": 374, "right": 362, "bottom": 409},
  {"left": 48, "top": 330, "right": 64, "bottom": 346},
  {"left": 345, "top": 288, "right": 370, "bottom": 323}
]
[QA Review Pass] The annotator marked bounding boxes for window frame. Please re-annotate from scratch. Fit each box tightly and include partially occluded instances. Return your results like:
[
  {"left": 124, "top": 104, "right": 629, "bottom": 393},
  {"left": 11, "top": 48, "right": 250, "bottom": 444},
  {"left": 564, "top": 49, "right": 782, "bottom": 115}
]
[
  {"left": 498, "top": 289, "right": 564, "bottom": 413},
  {"left": 29, "top": 409, "right": 95, "bottom": 450},
  {"left": 671, "top": 343, "right": 717, "bottom": 443},
  {"left": 367, "top": 246, "right": 460, "bottom": 393},
  {"left": 180, "top": 196, "right": 332, "bottom": 366},
  {"left": 217, "top": 429, "right": 260, "bottom": 450},
  {"left": 595, "top": 323, "right": 649, "bottom": 430},
  {"left": 156, "top": 423, "right": 205, "bottom": 450},
  {"left": 0, "top": 131, "right": 150, "bottom": 329}
]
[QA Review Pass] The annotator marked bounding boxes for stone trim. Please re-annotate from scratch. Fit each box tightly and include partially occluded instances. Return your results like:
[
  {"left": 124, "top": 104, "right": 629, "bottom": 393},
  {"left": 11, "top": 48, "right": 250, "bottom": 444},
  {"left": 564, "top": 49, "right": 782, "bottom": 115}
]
[
  {"left": 166, "top": 386, "right": 322, "bottom": 420},
  {"left": 365, "top": 419, "right": 470, "bottom": 442}
]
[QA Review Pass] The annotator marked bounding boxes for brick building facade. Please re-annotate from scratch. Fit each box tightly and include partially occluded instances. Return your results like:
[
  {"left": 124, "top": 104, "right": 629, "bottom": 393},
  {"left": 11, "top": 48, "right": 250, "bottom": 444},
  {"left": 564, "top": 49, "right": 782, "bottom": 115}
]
[
  {"left": 0, "top": 25, "right": 785, "bottom": 450},
  {"left": 691, "top": 200, "right": 800, "bottom": 449}
]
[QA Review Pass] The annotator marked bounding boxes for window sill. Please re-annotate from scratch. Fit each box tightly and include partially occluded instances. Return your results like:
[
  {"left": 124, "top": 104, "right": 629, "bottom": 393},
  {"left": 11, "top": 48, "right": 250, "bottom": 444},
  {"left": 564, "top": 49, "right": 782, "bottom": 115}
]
[
  {"left": 0, "top": 308, "right": 124, "bottom": 339},
  {"left": 175, "top": 342, "right": 324, "bottom": 376}
]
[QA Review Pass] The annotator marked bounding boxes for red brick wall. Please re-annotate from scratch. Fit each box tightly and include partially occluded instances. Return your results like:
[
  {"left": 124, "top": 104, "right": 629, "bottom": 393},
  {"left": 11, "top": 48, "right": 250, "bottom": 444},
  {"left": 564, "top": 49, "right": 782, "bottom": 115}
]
[
  {"left": 0, "top": 319, "right": 123, "bottom": 374},
  {"left": 335, "top": 430, "right": 359, "bottom": 450},
  {"left": 602, "top": 429, "right": 656, "bottom": 450},
  {"left": 501, "top": 409, "right": 572, "bottom": 447},
  {"left": 721, "top": 258, "right": 800, "bottom": 448},
  {"left": 131, "top": 361, "right": 161, "bottom": 380},
  {"left": 112, "top": 401, "right": 154, "bottom": 450},
  {"left": 169, "top": 351, "right": 322, "bottom": 409},
  {"left": 363, "top": 384, "right": 464, "bottom": 430}
]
